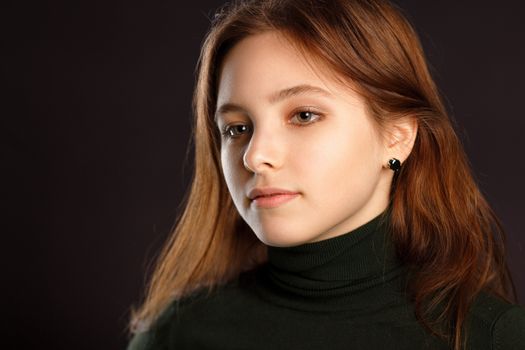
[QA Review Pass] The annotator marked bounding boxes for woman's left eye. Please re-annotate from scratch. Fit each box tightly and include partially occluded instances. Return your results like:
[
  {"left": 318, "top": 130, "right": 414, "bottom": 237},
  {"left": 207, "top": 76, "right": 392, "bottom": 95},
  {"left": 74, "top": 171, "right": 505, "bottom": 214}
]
[{"left": 289, "top": 110, "right": 322, "bottom": 125}]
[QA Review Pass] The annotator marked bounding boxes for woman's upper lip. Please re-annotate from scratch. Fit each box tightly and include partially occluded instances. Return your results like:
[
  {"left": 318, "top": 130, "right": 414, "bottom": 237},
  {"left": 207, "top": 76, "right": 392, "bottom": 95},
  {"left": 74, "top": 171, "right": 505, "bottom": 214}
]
[{"left": 247, "top": 187, "right": 299, "bottom": 200}]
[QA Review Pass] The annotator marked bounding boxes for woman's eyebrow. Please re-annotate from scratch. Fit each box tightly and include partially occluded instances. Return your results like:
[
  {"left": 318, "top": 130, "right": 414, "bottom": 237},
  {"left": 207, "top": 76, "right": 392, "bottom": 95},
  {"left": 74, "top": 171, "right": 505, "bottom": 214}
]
[
  {"left": 268, "top": 84, "right": 333, "bottom": 104},
  {"left": 215, "top": 84, "right": 332, "bottom": 122}
]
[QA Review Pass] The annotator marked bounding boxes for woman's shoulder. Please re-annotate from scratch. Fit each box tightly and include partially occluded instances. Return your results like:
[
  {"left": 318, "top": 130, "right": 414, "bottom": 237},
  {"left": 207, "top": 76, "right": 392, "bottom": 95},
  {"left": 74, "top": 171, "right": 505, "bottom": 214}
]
[
  {"left": 127, "top": 270, "right": 259, "bottom": 350},
  {"left": 126, "top": 300, "right": 180, "bottom": 350},
  {"left": 127, "top": 290, "right": 212, "bottom": 350},
  {"left": 467, "top": 291, "right": 525, "bottom": 349}
]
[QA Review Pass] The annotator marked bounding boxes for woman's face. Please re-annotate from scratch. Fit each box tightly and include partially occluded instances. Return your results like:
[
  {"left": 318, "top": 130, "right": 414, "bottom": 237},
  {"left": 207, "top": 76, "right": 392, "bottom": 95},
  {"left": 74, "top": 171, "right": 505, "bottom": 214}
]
[{"left": 216, "top": 31, "right": 394, "bottom": 247}]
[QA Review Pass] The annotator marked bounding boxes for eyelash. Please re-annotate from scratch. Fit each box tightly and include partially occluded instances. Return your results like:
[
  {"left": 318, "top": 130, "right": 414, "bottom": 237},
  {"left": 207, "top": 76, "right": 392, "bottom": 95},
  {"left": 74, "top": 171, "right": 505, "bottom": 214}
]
[{"left": 220, "top": 108, "right": 323, "bottom": 139}]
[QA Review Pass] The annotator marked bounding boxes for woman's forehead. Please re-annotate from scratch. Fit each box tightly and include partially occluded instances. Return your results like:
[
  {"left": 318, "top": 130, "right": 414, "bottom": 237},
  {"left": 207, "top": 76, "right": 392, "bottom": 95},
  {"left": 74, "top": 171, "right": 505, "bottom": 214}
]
[{"left": 216, "top": 32, "right": 360, "bottom": 106}]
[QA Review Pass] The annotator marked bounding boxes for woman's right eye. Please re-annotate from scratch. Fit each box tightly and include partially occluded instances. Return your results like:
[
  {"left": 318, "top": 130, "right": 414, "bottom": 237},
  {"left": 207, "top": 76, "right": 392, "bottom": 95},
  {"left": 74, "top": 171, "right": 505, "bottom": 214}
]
[{"left": 221, "top": 124, "right": 251, "bottom": 139}]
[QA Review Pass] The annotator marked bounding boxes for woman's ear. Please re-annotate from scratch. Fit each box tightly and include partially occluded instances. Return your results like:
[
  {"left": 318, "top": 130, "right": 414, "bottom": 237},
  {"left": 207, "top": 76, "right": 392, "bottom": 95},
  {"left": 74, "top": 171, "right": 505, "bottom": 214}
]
[{"left": 382, "top": 117, "right": 418, "bottom": 163}]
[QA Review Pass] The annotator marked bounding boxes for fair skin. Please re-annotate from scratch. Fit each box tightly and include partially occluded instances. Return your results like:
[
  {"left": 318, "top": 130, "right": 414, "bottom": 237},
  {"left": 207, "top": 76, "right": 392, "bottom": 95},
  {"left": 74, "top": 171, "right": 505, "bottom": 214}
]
[{"left": 216, "top": 31, "right": 417, "bottom": 247}]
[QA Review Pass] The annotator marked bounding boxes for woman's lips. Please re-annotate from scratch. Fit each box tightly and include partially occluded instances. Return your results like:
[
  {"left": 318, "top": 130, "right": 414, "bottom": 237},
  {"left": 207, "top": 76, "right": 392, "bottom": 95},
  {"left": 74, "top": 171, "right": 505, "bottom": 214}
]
[{"left": 251, "top": 193, "right": 300, "bottom": 208}]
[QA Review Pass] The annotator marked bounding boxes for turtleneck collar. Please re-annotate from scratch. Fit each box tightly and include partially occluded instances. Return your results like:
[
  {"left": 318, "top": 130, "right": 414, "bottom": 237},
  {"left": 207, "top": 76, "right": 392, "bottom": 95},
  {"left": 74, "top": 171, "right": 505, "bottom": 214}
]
[{"left": 258, "top": 210, "right": 406, "bottom": 307}]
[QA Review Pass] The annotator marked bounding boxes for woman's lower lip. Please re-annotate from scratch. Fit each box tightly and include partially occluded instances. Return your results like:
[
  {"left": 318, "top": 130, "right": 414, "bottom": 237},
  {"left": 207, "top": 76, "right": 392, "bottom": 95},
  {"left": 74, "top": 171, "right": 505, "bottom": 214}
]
[{"left": 251, "top": 193, "right": 299, "bottom": 208}]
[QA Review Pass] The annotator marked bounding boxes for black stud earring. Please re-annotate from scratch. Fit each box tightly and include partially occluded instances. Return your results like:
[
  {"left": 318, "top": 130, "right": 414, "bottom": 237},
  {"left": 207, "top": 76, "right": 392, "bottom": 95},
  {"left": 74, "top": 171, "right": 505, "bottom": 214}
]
[{"left": 387, "top": 158, "right": 402, "bottom": 172}]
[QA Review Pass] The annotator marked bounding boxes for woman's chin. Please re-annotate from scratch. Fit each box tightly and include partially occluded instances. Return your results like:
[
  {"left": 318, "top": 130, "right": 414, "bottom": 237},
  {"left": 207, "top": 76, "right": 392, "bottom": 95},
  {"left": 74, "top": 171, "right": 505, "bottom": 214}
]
[{"left": 255, "top": 230, "right": 315, "bottom": 248}]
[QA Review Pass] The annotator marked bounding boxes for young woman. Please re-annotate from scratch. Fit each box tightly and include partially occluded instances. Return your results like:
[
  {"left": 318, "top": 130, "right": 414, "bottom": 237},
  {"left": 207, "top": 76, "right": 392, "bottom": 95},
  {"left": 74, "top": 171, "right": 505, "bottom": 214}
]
[{"left": 128, "top": 0, "right": 525, "bottom": 349}]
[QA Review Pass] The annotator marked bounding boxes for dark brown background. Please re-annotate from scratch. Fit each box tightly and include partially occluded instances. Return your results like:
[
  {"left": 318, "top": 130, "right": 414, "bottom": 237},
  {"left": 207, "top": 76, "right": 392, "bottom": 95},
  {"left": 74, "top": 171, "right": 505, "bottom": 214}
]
[{"left": 3, "top": 1, "right": 524, "bottom": 349}]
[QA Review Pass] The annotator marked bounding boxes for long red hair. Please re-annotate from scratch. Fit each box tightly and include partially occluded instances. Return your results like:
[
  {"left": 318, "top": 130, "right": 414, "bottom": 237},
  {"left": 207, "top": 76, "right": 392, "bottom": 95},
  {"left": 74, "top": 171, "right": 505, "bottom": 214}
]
[{"left": 131, "top": 1, "right": 516, "bottom": 348}]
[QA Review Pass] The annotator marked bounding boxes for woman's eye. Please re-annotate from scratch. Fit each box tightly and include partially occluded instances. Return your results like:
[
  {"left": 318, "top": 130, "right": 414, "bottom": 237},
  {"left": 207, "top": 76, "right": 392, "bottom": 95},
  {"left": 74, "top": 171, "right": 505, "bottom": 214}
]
[
  {"left": 222, "top": 124, "right": 250, "bottom": 138},
  {"left": 221, "top": 109, "right": 322, "bottom": 140},
  {"left": 290, "top": 110, "right": 322, "bottom": 125}
]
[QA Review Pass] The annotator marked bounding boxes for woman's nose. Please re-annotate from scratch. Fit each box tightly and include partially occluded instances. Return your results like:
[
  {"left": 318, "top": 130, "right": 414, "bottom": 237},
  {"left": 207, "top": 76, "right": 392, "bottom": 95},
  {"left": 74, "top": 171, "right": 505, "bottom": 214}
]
[{"left": 242, "top": 126, "right": 283, "bottom": 174}]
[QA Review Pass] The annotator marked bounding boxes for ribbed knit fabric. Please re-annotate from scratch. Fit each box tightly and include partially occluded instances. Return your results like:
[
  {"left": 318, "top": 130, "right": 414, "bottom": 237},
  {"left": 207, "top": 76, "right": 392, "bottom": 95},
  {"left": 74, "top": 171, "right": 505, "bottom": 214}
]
[
  {"left": 260, "top": 211, "right": 404, "bottom": 311},
  {"left": 128, "top": 211, "right": 525, "bottom": 350}
]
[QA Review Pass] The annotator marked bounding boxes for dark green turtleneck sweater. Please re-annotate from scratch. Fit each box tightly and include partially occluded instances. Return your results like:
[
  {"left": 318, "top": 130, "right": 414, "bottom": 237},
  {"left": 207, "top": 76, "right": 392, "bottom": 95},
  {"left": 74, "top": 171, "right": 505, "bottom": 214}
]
[{"left": 128, "top": 212, "right": 525, "bottom": 349}]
